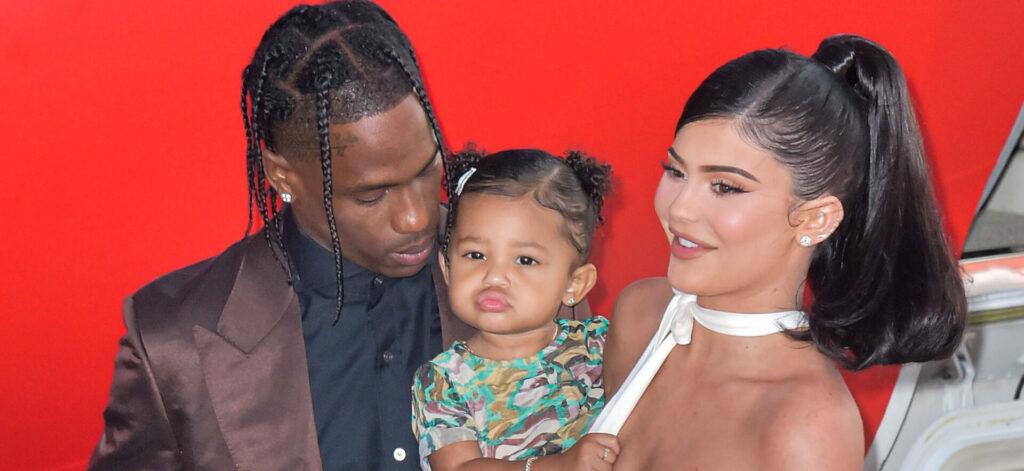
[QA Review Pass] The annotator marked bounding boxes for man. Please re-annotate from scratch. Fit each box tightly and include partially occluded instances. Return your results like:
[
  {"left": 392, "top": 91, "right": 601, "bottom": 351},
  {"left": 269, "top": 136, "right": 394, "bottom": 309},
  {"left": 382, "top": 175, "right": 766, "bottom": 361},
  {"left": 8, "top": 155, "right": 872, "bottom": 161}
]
[{"left": 89, "top": 2, "right": 586, "bottom": 470}]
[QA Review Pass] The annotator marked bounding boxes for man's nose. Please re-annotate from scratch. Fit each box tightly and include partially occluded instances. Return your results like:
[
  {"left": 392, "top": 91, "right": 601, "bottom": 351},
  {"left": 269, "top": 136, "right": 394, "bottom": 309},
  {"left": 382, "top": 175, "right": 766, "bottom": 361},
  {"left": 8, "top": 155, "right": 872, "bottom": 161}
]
[{"left": 392, "top": 186, "right": 431, "bottom": 235}]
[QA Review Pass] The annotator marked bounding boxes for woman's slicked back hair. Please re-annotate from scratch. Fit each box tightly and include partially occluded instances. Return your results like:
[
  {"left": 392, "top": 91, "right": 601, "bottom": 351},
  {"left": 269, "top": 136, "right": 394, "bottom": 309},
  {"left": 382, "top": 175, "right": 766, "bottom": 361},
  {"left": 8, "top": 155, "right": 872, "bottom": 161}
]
[{"left": 677, "top": 35, "right": 966, "bottom": 369}]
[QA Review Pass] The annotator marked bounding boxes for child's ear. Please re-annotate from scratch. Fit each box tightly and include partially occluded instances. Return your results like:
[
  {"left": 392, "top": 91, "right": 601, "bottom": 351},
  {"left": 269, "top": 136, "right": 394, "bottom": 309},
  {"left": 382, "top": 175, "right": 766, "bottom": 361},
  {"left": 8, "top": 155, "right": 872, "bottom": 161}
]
[
  {"left": 438, "top": 251, "right": 450, "bottom": 285},
  {"left": 563, "top": 263, "right": 598, "bottom": 306}
]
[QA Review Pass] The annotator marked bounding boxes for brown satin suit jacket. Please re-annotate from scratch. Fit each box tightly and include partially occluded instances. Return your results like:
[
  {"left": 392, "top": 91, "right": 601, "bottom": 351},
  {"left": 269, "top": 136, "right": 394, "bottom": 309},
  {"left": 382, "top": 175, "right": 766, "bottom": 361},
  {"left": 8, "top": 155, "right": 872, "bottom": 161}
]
[{"left": 89, "top": 231, "right": 590, "bottom": 470}]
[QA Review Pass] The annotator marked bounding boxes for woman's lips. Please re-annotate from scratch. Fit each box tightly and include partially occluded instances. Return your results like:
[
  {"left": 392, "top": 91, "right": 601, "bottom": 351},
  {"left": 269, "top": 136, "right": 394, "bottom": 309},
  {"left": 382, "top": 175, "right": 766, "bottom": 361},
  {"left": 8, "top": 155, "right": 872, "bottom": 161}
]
[
  {"left": 476, "top": 291, "right": 511, "bottom": 312},
  {"left": 670, "top": 233, "right": 715, "bottom": 260}
]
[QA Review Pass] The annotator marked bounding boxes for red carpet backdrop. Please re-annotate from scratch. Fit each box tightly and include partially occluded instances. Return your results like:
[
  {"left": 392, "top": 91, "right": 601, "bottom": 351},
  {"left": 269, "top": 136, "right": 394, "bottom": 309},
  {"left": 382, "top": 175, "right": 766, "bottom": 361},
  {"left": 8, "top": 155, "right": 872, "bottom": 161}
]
[{"left": 2, "top": 1, "right": 1022, "bottom": 469}]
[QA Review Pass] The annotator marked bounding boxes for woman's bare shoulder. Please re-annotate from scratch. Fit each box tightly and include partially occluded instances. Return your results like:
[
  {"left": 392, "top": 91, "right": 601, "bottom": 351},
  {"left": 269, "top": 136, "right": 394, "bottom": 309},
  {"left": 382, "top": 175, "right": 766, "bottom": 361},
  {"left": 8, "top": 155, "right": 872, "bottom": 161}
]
[
  {"left": 758, "top": 374, "right": 864, "bottom": 470},
  {"left": 603, "top": 277, "right": 675, "bottom": 395}
]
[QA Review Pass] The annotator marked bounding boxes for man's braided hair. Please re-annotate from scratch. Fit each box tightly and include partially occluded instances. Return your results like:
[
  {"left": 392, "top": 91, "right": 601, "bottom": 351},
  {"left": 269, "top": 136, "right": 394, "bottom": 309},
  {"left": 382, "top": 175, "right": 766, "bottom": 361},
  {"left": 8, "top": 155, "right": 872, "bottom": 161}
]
[{"left": 240, "top": 0, "right": 451, "bottom": 323}]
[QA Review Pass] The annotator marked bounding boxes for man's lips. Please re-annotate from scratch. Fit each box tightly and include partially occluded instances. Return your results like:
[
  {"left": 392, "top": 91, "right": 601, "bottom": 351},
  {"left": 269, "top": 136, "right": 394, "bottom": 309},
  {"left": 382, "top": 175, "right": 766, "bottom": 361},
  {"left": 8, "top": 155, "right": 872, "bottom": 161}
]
[
  {"left": 476, "top": 291, "right": 511, "bottom": 312},
  {"left": 391, "top": 237, "right": 434, "bottom": 266}
]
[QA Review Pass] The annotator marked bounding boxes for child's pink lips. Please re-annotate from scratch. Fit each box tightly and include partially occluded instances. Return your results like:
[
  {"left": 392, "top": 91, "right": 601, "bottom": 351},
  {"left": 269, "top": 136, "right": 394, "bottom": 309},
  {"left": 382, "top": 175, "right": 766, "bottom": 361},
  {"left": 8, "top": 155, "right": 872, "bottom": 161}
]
[{"left": 476, "top": 291, "right": 511, "bottom": 312}]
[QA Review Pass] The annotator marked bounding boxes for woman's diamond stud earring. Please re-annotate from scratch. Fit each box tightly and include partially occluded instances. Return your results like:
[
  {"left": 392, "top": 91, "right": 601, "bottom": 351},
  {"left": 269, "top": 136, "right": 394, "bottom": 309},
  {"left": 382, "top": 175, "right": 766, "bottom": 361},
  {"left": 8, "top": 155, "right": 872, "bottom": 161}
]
[
  {"left": 281, "top": 192, "right": 293, "bottom": 203},
  {"left": 799, "top": 235, "right": 812, "bottom": 247}
]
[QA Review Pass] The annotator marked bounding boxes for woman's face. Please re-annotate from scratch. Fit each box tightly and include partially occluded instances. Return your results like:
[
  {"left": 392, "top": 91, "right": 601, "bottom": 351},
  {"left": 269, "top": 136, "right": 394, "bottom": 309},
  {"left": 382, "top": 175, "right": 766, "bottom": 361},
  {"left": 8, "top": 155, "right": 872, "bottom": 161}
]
[{"left": 654, "top": 119, "right": 806, "bottom": 310}]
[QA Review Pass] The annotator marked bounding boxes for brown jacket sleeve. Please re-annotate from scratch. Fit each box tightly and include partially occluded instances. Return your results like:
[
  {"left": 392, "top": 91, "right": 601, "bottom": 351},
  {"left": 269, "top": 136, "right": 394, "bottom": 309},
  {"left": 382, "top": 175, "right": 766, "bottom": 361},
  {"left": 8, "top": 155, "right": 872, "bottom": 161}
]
[{"left": 88, "top": 298, "right": 180, "bottom": 471}]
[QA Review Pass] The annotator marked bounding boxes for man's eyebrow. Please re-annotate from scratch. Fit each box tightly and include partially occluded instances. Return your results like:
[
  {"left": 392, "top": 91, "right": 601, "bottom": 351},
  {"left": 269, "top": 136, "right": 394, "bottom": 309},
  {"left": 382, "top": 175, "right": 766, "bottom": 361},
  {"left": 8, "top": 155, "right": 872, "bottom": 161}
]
[
  {"left": 668, "top": 147, "right": 760, "bottom": 183},
  {"left": 415, "top": 144, "right": 441, "bottom": 176},
  {"left": 349, "top": 144, "right": 440, "bottom": 193}
]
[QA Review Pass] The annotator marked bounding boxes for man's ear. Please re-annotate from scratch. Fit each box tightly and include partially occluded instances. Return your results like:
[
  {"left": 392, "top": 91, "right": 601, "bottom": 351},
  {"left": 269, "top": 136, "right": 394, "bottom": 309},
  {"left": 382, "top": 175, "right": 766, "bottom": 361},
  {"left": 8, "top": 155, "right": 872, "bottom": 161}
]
[
  {"left": 437, "top": 251, "right": 450, "bottom": 286},
  {"left": 262, "top": 148, "right": 297, "bottom": 197},
  {"left": 563, "top": 263, "right": 598, "bottom": 306},
  {"left": 791, "top": 195, "right": 844, "bottom": 248}
]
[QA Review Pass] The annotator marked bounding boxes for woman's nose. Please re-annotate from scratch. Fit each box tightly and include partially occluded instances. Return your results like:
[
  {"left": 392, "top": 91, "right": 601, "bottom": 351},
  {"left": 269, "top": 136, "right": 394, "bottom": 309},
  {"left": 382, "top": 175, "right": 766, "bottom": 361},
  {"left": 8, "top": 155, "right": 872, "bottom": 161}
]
[{"left": 668, "top": 182, "right": 699, "bottom": 223}]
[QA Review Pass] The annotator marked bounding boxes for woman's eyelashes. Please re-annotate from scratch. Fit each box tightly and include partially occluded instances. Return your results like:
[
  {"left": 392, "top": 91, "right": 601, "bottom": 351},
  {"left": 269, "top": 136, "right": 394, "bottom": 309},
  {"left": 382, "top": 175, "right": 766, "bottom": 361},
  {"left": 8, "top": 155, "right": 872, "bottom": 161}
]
[
  {"left": 660, "top": 160, "right": 687, "bottom": 181},
  {"left": 661, "top": 160, "right": 749, "bottom": 196},
  {"left": 710, "top": 178, "right": 748, "bottom": 195}
]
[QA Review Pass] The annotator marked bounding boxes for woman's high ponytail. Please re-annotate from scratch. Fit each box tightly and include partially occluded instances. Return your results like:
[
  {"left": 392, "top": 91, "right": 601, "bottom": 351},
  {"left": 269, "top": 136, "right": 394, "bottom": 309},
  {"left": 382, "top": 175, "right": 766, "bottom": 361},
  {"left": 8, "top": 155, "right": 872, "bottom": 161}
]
[
  {"left": 805, "top": 36, "right": 966, "bottom": 369},
  {"left": 677, "top": 35, "right": 967, "bottom": 370}
]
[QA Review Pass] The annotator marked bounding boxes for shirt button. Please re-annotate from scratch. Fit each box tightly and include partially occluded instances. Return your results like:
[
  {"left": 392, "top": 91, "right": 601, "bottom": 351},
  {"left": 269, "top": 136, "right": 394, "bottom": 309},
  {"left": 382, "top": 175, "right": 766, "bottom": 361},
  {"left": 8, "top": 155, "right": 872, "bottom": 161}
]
[
  {"left": 382, "top": 350, "right": 394, "bottom": 363},
  {"left": 373, "top": 275, "right": 384, "bottom": 286},
  {"left": 393, "top": 447, "right": 407, "bottom": 462}
]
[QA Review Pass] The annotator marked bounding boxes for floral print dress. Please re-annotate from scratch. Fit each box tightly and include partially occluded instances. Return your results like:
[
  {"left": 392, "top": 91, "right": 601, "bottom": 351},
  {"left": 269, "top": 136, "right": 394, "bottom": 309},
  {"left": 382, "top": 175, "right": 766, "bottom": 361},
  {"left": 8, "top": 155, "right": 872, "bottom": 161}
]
[{"left": 411, "top": 317, "right": 608, "bottom": 469}]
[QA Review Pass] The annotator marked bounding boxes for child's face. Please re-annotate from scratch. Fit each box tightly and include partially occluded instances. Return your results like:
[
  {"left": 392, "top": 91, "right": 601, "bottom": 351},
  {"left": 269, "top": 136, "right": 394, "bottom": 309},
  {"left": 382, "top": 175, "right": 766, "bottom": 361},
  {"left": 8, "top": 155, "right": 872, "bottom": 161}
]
[{"left": 442, "top": 193, "right": 593, "bottom": 336}]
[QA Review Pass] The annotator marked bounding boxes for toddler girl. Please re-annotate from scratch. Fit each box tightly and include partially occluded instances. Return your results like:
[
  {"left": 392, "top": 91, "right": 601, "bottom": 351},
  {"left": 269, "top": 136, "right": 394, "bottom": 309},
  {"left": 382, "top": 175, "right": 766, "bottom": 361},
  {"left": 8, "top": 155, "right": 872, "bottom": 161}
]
[{"left": 412, "top": 148, "right": 619, "bottom": 471}]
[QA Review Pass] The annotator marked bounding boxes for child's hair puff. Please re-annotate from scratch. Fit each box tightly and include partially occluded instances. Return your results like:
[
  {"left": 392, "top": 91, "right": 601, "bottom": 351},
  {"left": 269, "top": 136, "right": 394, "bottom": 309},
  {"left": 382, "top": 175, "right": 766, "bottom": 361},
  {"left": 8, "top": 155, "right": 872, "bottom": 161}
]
[{"left": 443, "top": 145, "right": 612, "bottom": 264}]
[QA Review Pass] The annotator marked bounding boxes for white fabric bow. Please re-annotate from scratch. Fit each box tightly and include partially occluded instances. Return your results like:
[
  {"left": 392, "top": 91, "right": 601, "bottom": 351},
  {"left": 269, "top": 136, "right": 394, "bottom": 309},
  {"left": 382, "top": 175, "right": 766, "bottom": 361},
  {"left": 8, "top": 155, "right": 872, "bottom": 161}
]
[{"left": 588, "top": 290, "right": 806, "bottom": 435}]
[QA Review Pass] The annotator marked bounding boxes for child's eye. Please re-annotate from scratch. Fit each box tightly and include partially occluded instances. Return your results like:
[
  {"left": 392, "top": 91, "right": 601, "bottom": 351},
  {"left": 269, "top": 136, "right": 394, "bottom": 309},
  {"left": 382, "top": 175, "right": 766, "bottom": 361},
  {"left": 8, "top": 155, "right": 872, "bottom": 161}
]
[
  {"left": 660, "top": 161, "right": 687, "bottom": 181},
  {"left": 711, "top": 179, "right": 747, "bottom": 195},
  {"left": 515, "top": 256, "right": 539, "bottom": 266},
  {"left": 463, "top": 251, "right": 485, "bottom": 260}
]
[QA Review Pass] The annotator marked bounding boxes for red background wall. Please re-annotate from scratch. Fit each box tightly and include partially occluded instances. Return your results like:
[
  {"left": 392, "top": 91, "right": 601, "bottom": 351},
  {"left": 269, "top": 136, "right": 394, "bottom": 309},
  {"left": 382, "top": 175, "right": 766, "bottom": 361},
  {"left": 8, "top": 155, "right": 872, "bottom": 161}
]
[{"left": 2, "top": 1, "right": 1022, "bottom": 470}]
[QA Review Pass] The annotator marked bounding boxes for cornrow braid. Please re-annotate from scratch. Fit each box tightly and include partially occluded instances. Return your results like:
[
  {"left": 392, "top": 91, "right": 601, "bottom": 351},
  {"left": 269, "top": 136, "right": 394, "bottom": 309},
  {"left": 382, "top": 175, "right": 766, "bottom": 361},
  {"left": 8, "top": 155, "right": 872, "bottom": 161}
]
[
  {"left": 241, "top": 0, "right": 448, "bottom": 322},
  {"left": 313, "top": 59, "right": 346, "bottom": 324},
  {"left": 248, "top": 44, "right": 294, "bottom": 283},
  {"left": 378, "top": 44, "right": 455, "bottom": 252}
]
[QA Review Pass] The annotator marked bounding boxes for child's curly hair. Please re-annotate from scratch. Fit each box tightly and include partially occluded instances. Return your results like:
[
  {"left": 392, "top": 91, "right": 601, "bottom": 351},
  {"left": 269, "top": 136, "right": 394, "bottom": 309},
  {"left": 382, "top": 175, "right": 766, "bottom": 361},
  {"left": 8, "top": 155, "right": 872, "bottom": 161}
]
[{"left": 443, "top": 145, "right": 613, "bottom": 264}]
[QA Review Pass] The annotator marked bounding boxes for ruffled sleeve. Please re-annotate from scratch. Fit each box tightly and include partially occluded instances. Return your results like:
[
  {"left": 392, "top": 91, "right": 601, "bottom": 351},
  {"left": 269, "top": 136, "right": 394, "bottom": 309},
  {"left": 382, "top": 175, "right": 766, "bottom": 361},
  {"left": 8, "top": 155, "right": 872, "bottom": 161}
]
[
  {"left": 585, "top": 315, "right": 610, "bottom": 360},
  {"left": 411, "top": 361, "right": 478, "bottom": 467}
]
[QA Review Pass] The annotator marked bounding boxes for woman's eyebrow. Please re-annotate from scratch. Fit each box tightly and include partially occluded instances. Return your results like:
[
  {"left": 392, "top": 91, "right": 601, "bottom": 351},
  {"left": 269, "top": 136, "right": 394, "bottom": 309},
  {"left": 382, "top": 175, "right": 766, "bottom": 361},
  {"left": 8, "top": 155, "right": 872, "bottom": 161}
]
[
  {"left": 667, "top": 147, "right": 760, "bottom": 183},
  {"left": 667, "top": 147, "right": 685, "bottom": 164},
  {"left": 700, "top": 164, "right": 760, "bottom": 183}
]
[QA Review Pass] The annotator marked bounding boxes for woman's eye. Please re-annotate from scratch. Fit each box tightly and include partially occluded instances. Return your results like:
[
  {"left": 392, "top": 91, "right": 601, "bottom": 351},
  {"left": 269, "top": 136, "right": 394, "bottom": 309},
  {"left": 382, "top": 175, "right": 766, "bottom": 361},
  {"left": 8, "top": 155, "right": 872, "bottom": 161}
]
[
  {"left": 711, "top": 180, "right": 747, "bottom": 195},
  {"left": 463, "top": 251, "right": 485, "bottom": 260},
  {"left": 515, "top": 256, "right": 539, "bottom": 266},
  {"left": 660, "top": 161, "right": 687, "bottom": 181}
]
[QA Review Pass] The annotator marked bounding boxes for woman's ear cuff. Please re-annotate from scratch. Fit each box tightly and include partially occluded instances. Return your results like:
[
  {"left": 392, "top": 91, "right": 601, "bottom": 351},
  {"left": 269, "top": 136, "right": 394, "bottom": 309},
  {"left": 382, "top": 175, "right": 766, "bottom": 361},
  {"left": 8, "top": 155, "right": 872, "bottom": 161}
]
[{"left": 799, "top": 235, "right": 813, "bottom": 247}]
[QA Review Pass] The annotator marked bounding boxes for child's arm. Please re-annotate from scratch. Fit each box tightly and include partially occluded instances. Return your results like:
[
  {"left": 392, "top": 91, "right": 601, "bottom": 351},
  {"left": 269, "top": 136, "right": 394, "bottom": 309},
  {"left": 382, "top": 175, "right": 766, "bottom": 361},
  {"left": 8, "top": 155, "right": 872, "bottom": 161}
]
[{"left": 427, "top": 434, "right": 620, "bottom": 471}]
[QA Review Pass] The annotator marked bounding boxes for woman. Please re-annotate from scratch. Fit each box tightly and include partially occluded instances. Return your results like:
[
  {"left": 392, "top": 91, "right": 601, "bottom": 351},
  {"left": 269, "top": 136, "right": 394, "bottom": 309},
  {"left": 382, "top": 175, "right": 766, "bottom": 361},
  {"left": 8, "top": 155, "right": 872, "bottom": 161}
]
[{"left": 596, "top": 35, "right": 966, "bottom": 469}]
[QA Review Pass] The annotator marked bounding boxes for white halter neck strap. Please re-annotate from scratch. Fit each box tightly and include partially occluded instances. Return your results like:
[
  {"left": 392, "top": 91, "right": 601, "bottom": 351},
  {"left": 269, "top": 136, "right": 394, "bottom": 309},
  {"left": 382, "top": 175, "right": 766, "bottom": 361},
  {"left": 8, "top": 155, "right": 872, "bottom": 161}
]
[{"left": 588, "top": 290, "right": 806, "bottom": 435}]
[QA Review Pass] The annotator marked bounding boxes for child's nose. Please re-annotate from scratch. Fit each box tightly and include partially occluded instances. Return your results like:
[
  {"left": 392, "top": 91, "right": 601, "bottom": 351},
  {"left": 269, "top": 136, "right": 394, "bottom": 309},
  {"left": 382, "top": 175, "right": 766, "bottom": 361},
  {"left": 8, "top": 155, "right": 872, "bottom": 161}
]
[{"left": 482, "top": 263, "right": 511, "bottom": 288}]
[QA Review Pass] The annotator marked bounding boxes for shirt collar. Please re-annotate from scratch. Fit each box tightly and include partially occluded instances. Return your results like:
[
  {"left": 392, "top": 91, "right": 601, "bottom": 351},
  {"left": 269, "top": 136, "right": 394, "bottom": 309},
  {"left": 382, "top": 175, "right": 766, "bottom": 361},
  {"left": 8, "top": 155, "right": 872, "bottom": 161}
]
[{"left": 283, "top": 210, "right": 380, "bottom": 301}]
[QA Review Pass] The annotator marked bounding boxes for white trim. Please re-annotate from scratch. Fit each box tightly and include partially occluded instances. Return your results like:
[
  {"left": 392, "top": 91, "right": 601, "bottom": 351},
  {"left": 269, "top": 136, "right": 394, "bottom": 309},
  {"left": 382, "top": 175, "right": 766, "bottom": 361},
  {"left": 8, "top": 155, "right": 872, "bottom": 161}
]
[{"left": 864, "top": 363, "right": 922, "bottom": 471}]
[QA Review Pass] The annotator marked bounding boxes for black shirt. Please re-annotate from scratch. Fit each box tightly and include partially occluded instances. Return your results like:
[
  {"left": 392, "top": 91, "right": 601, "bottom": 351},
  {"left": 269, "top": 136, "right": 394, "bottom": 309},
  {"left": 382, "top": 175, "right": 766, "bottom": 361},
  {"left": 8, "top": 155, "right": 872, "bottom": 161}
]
[{"left": 285, "top": 215, "right": 444, "bottom": 470}]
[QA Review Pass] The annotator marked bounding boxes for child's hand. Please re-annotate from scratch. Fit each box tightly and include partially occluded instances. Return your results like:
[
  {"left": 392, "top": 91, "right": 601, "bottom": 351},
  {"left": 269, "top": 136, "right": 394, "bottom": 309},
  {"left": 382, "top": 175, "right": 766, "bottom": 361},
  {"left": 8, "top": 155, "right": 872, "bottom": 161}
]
[{"left": 544, "top": 433, "right": 620, "bottom": 471}]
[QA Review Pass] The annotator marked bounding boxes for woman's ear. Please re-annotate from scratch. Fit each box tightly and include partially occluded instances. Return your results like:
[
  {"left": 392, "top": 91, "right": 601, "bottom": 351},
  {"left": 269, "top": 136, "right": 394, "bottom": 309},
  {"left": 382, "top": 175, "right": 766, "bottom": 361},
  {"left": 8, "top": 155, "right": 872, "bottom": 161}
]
[
  {"left": 563, "top": 263, "right": 598, "bottom": 306},
  {"left": 791, "top": 195, "right": 844, "bottom": 248},
  {"left": 262, "top": 148, "right": 298, "bottom": 199}
]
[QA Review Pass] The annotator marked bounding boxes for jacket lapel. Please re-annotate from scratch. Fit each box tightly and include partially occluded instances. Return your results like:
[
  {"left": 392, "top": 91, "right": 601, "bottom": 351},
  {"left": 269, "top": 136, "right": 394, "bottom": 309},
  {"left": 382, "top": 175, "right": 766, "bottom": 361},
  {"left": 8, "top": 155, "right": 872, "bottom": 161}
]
[{"left": 194, "top": 237, "right": 322, "bottom": 471}]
